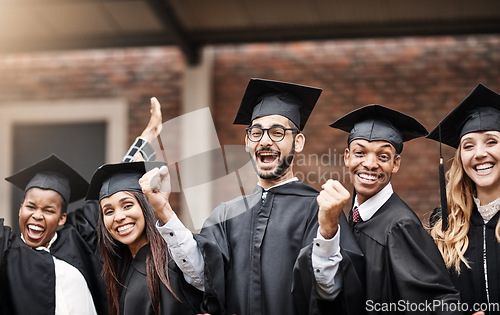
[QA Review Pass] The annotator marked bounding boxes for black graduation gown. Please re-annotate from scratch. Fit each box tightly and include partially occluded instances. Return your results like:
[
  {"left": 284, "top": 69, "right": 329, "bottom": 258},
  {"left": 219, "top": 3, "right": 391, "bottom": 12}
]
[
  {"left": 449, "top": 207, "right": 500, "bottom": 315},
  {"left": 0, "top": 200, "right": 108, "bottom": 315},
  {"left": 190, "top": 181, "right": 365, "bottom": 315},
  {"left": 350, "top": 193, "right": 462, "bottom": 315},
  {"left": 292, "top": 212, "right": 366, "bottom": 315},
  {"left": 118, "top": 244, "right": 195, "bottom": 315}
]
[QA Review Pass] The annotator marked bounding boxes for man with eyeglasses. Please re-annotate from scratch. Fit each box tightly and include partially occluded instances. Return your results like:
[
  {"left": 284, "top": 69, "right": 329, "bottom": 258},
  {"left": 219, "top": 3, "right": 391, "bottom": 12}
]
[{"left": 140, "top": 78, "right": 364, "bottom": 315}]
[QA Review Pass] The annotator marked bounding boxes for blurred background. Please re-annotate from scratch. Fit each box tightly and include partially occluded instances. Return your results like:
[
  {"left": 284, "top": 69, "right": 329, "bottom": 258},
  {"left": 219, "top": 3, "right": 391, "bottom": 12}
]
[{"left": 0, "top": 0, "right": 499, "bottom": 231}]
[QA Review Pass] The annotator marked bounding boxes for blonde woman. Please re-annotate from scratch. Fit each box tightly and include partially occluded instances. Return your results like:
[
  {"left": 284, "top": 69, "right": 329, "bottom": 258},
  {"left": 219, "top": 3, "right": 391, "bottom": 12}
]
[{"left": 428, "top": 84, "right": 500, "bottom": 315}]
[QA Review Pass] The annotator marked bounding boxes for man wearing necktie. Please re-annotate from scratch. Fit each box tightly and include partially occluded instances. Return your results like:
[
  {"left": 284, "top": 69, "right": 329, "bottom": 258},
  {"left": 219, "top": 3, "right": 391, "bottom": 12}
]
[
  {"left": 140, "top": 78, "right": 365, "bottom": 315},
  {"left": 328, "top": 105, "right": 463, "bottom": 314}
]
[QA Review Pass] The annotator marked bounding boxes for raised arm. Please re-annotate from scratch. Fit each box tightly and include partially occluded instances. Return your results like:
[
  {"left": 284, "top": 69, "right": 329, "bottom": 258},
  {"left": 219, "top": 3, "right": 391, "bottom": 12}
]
[
  {"left": 70, "top": 97, "right": 165, "bottom": 244},
  {"left": 312, "top": 179, "right": 350, "bottom": 300},
  {"left": 122, "top": 97, "right": 163, "bottom": 162},
  {"left": 140, "top": 166, "right": 205, "bottom": 291},
  {"left": 317, "top": 179, "right": 350, "bottom": 239}
]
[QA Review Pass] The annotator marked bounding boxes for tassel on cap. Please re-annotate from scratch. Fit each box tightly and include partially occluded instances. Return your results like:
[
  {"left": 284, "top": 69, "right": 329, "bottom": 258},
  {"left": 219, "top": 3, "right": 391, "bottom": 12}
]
[
  {"left": 438, "top": 125, "right": 449, "bottom": 231},
  {"left": 426, "top": 84, "right": 500, "bottom": 231}
]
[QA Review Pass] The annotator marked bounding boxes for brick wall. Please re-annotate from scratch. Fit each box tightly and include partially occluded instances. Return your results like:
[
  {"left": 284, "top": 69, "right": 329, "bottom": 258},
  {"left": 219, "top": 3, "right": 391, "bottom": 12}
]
[
  {"left": 1, "top": 34, "right": 500, "bottom": 221},
  {"left": 0, "top": 47, "right": 186, "bottom": 212},
  {"left": 211, "top": 35, "right": 500, "bottom": 220},
  {"left": 0, "top": 48, "right": 185, "bottom": 141}
]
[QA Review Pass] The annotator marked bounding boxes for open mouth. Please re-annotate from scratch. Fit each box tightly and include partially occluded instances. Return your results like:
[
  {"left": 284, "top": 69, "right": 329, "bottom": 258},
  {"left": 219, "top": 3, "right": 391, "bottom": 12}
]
[
  {"left": 116, "top": 223, "right": 135, "bottom": 235},
  {"left": 475, "top": 162, "right": 494, "bottom": 175},
  {"left": 27, "top": 224, "right": 45, "bottom": 240},
  {"left": 257, "top": 150, "right": 279, "bottom": 164}
]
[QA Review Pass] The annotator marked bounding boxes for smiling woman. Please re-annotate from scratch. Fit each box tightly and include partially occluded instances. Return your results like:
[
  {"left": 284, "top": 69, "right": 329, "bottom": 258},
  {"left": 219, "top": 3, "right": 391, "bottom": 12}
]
[
  {"left": 1, "top": 154, "right": 106, "bottom": 315},
  {"left": 101, "top": 191, "right": 148, "bottom": 257},
  {"left": 0, "top": 97, "right": 178, "bottom": 315},
  {"left": 428, "top": 84, "right": 500, "bottom": 314},
  {"left": 19, "top": 188, "right": 67, "bottom": 248},
  {"left": 86, "top": 161, "right": 194, "bottom": 315}
]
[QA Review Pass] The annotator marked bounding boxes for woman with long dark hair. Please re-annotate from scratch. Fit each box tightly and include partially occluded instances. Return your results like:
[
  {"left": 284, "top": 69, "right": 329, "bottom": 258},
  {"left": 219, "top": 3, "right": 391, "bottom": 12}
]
[{"left": 87, "top": 161, "right": 194, "bottom": 315}]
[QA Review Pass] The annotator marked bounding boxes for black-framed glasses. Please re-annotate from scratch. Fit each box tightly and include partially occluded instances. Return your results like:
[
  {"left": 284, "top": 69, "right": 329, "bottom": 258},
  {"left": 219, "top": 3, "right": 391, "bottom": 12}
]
[{"left": 245, "top": 126, "right": 298, "bottom": 142}]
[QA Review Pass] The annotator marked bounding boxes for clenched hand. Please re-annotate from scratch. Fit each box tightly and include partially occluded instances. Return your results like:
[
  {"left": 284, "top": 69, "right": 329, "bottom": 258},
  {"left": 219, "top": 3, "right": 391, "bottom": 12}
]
[{"left": 316, "top": 179, "right": 350, "bottom": 239}]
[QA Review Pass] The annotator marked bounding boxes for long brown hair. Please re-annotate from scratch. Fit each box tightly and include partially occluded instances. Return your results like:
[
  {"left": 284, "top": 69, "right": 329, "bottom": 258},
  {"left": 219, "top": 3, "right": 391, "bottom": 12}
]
[
  {"left": 431, "top": 148, "right": 500, "bottom": 273},
  {"left": 97, "top": 191, "right": 178, "bottom": 314}
]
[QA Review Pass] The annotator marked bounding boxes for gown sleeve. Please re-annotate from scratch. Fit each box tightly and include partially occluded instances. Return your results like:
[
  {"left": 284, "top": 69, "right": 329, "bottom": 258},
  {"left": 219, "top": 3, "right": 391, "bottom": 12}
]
[
  {"left": 65, "top": 200, "right": 100, "bottom": 252},
  {"left": 65, "top": 137, "right": 157, "bottom": 251},
  {"left": 192, "top": 203, "right": 232, "bottom": 314},
  {"left": 388, "top": 219, "right": 463, "bottom": 315},
  {"left": 0, "top": 219, "right": 14, "bottom": 314},
  {"left": 161, "top": 202, "right": 231, "bottom": 314},
  {"left": 0, "top": 219, "right": 11, "bottom": 269},
  {"left": 292, "top": 212, "right": 366, "bottom": 315}
]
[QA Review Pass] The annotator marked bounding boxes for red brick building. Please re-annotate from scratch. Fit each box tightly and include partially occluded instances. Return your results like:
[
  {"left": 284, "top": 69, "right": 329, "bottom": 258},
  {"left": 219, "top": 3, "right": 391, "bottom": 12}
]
[{"left": 1, "top": 34, "right": 499, "bottom": 228}]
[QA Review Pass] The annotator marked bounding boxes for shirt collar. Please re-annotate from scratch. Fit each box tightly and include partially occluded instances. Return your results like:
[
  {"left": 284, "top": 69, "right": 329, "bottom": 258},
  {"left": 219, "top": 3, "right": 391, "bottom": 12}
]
[
  {"left": 21, "top": 232, "right": 58, "bottom": 252},
  {"left": 354, "top": 183, "right": 393, "bottom": 221},
  {"left": 259, "top": 177, "right": 299, "bottom": 191}
]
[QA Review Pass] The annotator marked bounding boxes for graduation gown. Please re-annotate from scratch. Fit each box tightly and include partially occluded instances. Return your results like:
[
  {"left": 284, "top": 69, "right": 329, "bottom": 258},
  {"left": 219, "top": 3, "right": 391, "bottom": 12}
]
[
  {"left": 350, "top": 193, "right": 462, "bottom": 315},
  {"left": 190, "top": 181, "right": 364, "bottom": 315},
  {"left": 449, "top": 207, "right": 500, "bottom": 315},
  {"left": 292, "top": 212, "right": 366, "bottom": 315},
  {"left": 0, "top": 200, "right": 108, "bottom": 315},
  {"left": 119, "top": 244, "right": 194, "bottom": 315}
]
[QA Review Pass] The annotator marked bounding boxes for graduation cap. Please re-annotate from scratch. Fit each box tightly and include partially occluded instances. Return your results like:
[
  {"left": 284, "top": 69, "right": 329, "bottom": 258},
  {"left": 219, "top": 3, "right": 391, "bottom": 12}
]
[
  {"left": 87, "top": 161, "right": 166, "bottom": 201},
  {"left": 426, "top": 83, "right": 500, "bottom": 231},
  {"left": 329, "top": 104, "right": 428, "bottom": 154},
  {"left": 233, "top": 78, "right": 322, "bottom": 131},
  {"left": 5, "top": 154, "right": 89, "bottom": 204},
  {"left": 427, "top": 84, "right": 500, "bottom": 148}
]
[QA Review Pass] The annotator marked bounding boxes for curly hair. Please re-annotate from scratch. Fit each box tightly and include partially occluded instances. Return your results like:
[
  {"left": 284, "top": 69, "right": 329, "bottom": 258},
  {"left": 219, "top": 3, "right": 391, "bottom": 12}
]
[
  {"left": 97, "top": 191, "right": 178, "bottom": 315},
  {"left": 431, "top": 148, "right": 500, "bottom": 273}
]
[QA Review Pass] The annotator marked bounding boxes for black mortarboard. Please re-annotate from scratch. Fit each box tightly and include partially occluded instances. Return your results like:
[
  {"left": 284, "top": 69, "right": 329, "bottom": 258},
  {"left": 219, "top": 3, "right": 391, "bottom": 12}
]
[
  {"left": 426, "top": 83, "right": 500, "bottom": 231},
  {"left": 233, "top": 78, "right": 322, "bottom": 131},
  {"left": 329, "top": 104, "right": 428, "bottom": 154},
  {"left": 5, "top": 154, "right": 89, "bottom": 204},
  {"left": 87, "top": 161, "right": 166, "bottom": 201},
  {"left": 427, "top": 83, "right": 500, "bottom": 149}
]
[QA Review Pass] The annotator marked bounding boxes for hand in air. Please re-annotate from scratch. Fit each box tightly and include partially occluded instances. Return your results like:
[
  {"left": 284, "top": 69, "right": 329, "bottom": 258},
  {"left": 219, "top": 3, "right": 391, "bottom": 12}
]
[{"left": 140, "top": 97, "right": 164, "bottom": 143}]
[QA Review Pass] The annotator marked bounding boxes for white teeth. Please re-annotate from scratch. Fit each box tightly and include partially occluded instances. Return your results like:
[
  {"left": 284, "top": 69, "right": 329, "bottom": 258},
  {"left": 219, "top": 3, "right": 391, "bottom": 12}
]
[
  {"left": 117, "top": 224, "right": 134, "bottom": 233},
  {"left": 359, "top": 173, "right": 377, "bottom": 180},
  {"left": 28, "top": 224, "right": 44, "bottom": 231},
  {"left": 476, "top": 163, "right": 493, "bottom": 171},
  {"left": 259, "top": 152, "right": 277, "bottom": 156}
]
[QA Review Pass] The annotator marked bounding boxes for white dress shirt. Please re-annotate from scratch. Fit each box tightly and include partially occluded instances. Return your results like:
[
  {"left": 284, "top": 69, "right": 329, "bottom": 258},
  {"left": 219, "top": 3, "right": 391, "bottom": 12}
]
[
  {"left": 352, "top": 182, "right": 394, "bottom": 221},
  {"left": 157, "top": 178, "right": 342, "bottom": 300},
  {"left": 24, "top": 233, "right": 98, "bottom": 315}
]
